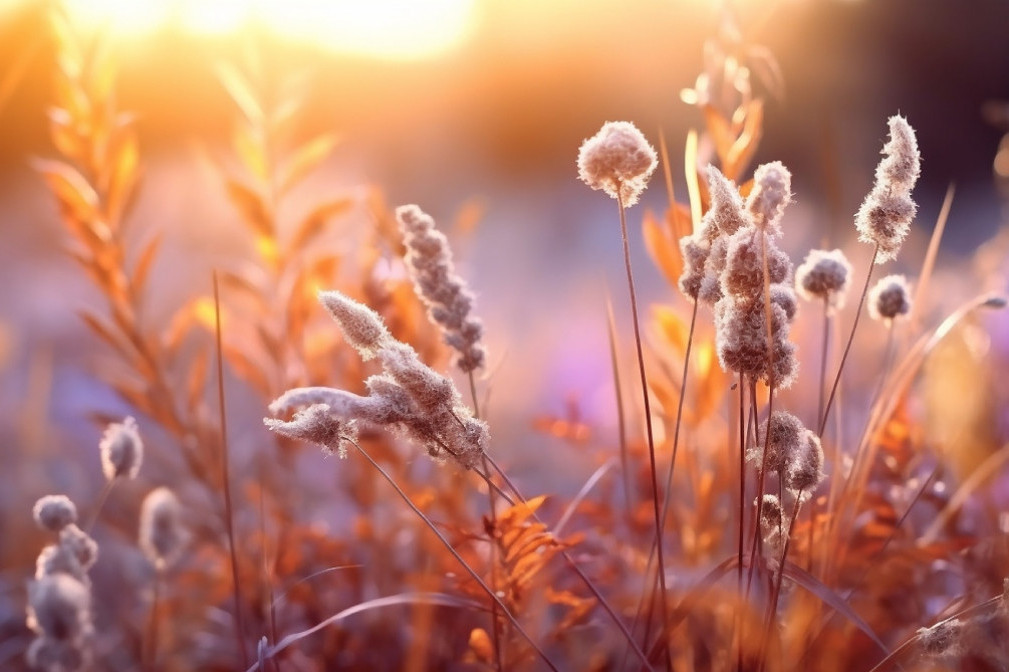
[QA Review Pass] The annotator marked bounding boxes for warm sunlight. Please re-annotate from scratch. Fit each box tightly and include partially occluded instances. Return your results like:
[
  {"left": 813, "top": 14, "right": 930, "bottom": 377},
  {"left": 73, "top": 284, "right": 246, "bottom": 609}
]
[{"left": 59, "top": 0, "right": 478, "bottom": 59}]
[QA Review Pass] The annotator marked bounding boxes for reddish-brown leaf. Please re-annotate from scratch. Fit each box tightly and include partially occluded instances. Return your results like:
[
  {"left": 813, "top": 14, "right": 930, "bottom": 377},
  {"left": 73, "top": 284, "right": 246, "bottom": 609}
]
[{"left": 225, "top": 179, "right": 273, "bottom": 237}]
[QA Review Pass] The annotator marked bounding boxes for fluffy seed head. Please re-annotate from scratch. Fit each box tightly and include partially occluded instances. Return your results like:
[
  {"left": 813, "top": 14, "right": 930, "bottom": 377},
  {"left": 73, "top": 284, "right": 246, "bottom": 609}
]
[
  {"left": 33, "top": 495, "right": 78, "bottom": 533},
  {"left": 877, "top": 115, "right": 921, "bottom": 193},
  {"left": 678, "top": 235, "right": 710, "bottom": 301},
  {"left": 99, "top": 417, "right": 143, "bottom": 481},
  {"left": 35, "top": 545, "right": 88, "bottom": 585},
  {"left": 917, "top": 618, "right": 962, "bottom": 657},
  {"left": 703, "top": 166, "right": 749, "bottom": 239},
  {"left": 795, "top": 249, "right": 852, "bottom": 314},
  {"left": 750, "top": 411, "right": 807, "bottom": 473},
  {"left": 721, "top": 228, "right": 793, "bottom": 300},
  {"left": 378, "top": 343, "right": 459, "bottom": 415},
  {"left": 318, "top": 291, "right": 392, "bottom": 360},
  {"left": 26, "top": 574, "right": 92, "bottom": 642},
  {"left": 265, "top": 404, "right": 358, "bottom": 459},
  {"left": 855, "top": 189, "right": 917, "bottom": 264},
  {"left": 868, "top": 274, "right": 912, "bottom": 322},
  {"left": 746, "top": 161, "right": 792, "bottom": 235},
  {"left": 714, "top": 295, "right": 799, "bottom": 388},
  {"left": 139, "top": 487, "right": 187, "bottom": 569},
  {"left": 577, "top": 121, "right": 657, "bottom": 207},
  {"left": 396, "top": 204, "right": 486, "bottom": 373},
  {"left": 785, "top": 430, "right": 825, "bottom": 494}
]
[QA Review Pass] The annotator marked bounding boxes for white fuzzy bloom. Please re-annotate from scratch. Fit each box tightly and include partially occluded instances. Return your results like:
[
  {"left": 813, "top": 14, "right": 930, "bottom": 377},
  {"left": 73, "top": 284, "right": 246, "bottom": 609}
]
[
  {"left": 99, "top": 417, "right": 143, "bottom": 481},
  {"left": 577, "top": 121, "right": 657, "bottom": 207}
]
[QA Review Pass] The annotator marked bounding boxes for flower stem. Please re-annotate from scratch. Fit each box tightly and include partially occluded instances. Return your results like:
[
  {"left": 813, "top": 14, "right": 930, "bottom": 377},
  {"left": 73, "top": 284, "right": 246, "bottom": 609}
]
[{"left": 616, "top": 193, "right": 672, "bottom": 671}]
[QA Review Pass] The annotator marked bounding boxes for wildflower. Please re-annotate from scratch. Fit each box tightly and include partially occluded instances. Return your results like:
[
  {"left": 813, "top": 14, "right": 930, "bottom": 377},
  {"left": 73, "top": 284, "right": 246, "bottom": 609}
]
[
  {"left": 396, "top": 204, "right": 486, "bottom": 373},
  {"left": 318, "top": 290, "right": 392, "bottom": 361},
  {"left": 745, "top": 161, "right": 792, "bottom": 235},
  {"left": 720, "top": 227, "right": 792, "bottom": 299},
  {"left": 750, "top": 411, "right": 807, "bottom": 473},
  {"left": 139, "top": 487, "right": 187, "bottom": 569},
  {"left": 855, "top": 115, "right": 921, "bottom": 263},
  {"left": 868, "top": 274, "right": 912, "bottom": 322},
  {"left": 784, "top": 430, "right": 825, "bottom": 494},
  {"left": 714, "top": 294, "right": 799, "bottom": 388},
  {"left": 697, "top": 167, "right": 749, "bottom": 304},
  {"left": 795, "top": 249, "right": 852, "bottom": 314},
  {"left": 98, "top": 416, "right": 143, "bottom": 481},
  {"left": 577, "top": 121, "right": 657, "bottom": 207},
  {"left": 33, "top": 496, "right": 77, "bottom": 533}
]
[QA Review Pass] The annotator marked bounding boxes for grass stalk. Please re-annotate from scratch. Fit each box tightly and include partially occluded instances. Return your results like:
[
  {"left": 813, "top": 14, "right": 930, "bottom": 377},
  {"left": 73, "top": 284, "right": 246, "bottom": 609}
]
[
  {"left": 615, "top": 192, "right": 672, "bottom": 670},
  {"left": 213, "top": 271, "right": 249, "bottom": 669}
]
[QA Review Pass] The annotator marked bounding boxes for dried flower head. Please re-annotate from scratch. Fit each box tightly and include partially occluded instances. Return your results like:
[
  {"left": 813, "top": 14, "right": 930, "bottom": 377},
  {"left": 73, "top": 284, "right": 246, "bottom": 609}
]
[
  {"left": 26, "top": 574, "right": 92, "bottom": 643},
  {"left": 318, "top": 290, "right": 392, "bottom": 360},
  {"left": 785, "top": 430, "right": 825, "bottom": 494},
  {"left": 750, "top": 411, "right": 807, "bottom": 473},
  {"left": 868, "top": 274, "right": 912, "bottom": 322},
  {"left": 757, "top": 494, "right": 785, "bottom": 555},
  {"left": 855, "top": 116, "right": 921, "bottom": 263},
  {"left": 746, "top": 161, "right": 792, "bottom": 234},
  {"left": 795, "top": 249, "right": 852, "bottom": 314},
  {"left": 721, "top": 227, "right": 792, "bottom": 299},
  {"left": 715, "top": 297, "right": 799, "bottom": 388},
  {"left": 876, "top": 115, "right": 921, "bottom": 193},
  {"left": 139, "top": 487, "right": 187, "bottom": 569},
  {"left": 577, "top": 121, "right": 657, "bottom": 207},
  {"left": 704, "top": 166, "right": 749, "bottom": 240},
  {"left": 265, "top": 404, "right": 358, "bottom": 459},
  {"left": 99, "top": 416, "right": 143, "bottom": 481},
  {"left": 917, "top": 618, "right": 963, "bottom": 657},
  {"left": 33, "top": 496, "right": 78, "bottom": 533},
  {"left": 396, "top": 204, "right": 486, "bottom": 373}
]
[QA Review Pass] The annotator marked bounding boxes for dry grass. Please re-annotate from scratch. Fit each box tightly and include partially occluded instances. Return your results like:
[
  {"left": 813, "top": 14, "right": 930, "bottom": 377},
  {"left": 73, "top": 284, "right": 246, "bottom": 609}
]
[{"left": 8, "top": 5, "right": 1009, "bottom": 672}]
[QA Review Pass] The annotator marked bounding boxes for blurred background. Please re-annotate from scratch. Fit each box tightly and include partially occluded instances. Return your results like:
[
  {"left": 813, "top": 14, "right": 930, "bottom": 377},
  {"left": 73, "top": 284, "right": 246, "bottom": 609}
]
[{"left": 2, "top": 0, "right": 1009, "bottom": 542}]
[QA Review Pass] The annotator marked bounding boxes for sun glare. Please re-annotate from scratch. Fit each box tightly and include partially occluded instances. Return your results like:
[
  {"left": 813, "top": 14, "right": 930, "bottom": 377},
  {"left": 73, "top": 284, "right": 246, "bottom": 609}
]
[{"left": 59, "top": 0, "right": 478, "bottom": 60}]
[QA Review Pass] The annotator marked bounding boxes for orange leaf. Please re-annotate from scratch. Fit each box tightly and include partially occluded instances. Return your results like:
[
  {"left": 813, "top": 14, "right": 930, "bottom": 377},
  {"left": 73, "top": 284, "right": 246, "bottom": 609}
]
[
  {"left": 653, "top": 304, "right": 689, "bottom": 353},
  {"left": 36, "top": 159, "right": 100, "bottom": 226},
  {"left": 725, "top": 99, "right": 764, "bottom": 180},
  {"left": 215, "top": 63, "right": 263, "bottom": 125},
  {"left": 467, "top": 628, "right": 494, "bottom": 663},
  {"left": 642, "top": 210, "right": 683, "bottom": 289},
  {"left": 131, "top": 233, "right": 162, "bottom": 298},
  {"left": 279, "top": 134, "right": 339, "bottom": 195},
  {"left": 225, "top": 179, "right": 272, "bottom": 237},
  {"left": 702, "top": 104, "right": 736, "bottom": 166},
  {"left": 106, "top": 131, "right": 140, "bottom": 225}
]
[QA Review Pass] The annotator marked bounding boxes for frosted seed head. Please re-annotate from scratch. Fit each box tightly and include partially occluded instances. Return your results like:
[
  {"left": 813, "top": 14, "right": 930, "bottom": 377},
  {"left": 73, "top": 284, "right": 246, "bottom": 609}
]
[
  {"left": 577, "top": 121, "right": 657, "bottom": 207},
  {"left": 751, "top": 411, "right": 807, "bottom": 473},
  {"left": 876, "top": 115, "right": 921, "bottom": 193},
  {"left": 770, "top": 284, "right": 798, "bottom": 323},
  {"left": 746, "top": 161, "right": 792, "bottom": 234},
  {"left": 757, "top": 494, "right": 783, "bottom": 530},
  {"left": 35, "top": 545, "right": 88, "bottom": 585},
  {"left": 33, "top": 496, "right": 78, "bottom": 533},
  {"left": 795, "top": 248, "right": 852, "bottom": 313},
  {"left": 268, "top": 387, "right": 372, "bottom": 419},
  {"left": 721, "top": 228, "right": 792, "bottom": 300},
  {"left": 868, "top": 274, "right": 912, "bottom": 322},
  {"left": 678, "top": 235, "right": 710, "bottom": 301},
  {"left": 917, "top": 618, "right": 962, "bottom": 657},
  {"left": 26, "top": 574, "right": 92, "bottom": 642},
  {"left": 703, "top": 165, "right": 748, "bottom": 239},
  {"left": 99, "top": 417, "right": 143, "bottom": 481},
  {"left": 785, "top": 430, "right": 825, "bottom": 494},
  {"left": 855, "top": 188, "right": 916, "bottom": 263},
  {"left": 264, "top": 404, "right": 357, "bottom": 459},
  {"left": 378, "top": 343, "right": 459, "bottom": 414},
  {"left": 318, "top": 291, "right": 392, "bottom": 360}
]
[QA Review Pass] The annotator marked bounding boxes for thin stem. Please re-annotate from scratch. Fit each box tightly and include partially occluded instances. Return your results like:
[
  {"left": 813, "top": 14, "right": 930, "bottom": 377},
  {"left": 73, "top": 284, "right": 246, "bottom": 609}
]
[
  {"left": 659, "top": 299, "right": 699, "bottom": 528},
  {"left": 616, "top": 193, "right": 672, "bottom": 670},
  {"left": 605, "top": 294, "right": 635, "bottom": 523},
  {"left": 745, "top": 382, "right": 775, "bottom": 602},
  {"left": 819, "top": 244, "right": 878, "bottom": 436},
  {"left": 350, "top": 439, "right": 560, "bottom": 672},
  {"left": 84, "top": 479, "right": 116, "bottom": 534},
  {"left": 213, "top": 271, "right": 249, "bottom": 669},
  {"left": 736, "top": 373, "right": 746, "bottom": 672},
  {"left": 817, "top": 297, "right": 830, "bottom": 431},
  {"left": 470, "top": 370, "right": 504, "bottom": 672},
  {"left": 757, "top": 493, "right": 804, "bottom": 672}
]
